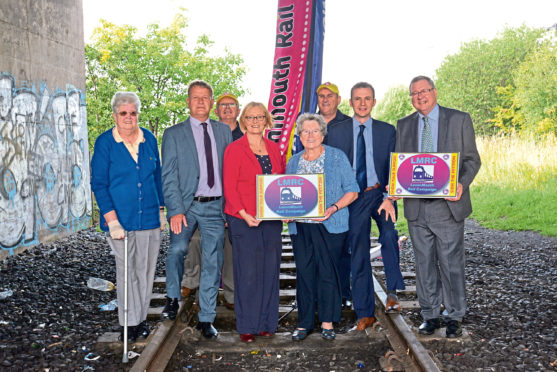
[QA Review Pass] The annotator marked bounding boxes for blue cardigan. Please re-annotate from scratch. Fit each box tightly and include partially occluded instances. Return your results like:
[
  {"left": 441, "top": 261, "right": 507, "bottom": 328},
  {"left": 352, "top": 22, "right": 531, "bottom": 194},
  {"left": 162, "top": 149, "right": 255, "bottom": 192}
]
[
  {"left": 286, "top": 145, "right": 359, "bottom": 234},
  {"left": 91, "top": 127, "right": 164, "bottom": 232}
]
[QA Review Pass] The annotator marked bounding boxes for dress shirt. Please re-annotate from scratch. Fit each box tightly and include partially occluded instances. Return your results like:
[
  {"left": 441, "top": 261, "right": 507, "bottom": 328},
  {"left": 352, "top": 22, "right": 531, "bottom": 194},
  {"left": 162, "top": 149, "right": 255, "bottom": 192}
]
[
  {"left": 351, "top": 117, "right": 379, "bottom": 188},
  {"left": 189, "top": 116, "right": 222, "bottom": 197},
  {"left": 418, "top": 104, "right": 439, "bottom": 152}
]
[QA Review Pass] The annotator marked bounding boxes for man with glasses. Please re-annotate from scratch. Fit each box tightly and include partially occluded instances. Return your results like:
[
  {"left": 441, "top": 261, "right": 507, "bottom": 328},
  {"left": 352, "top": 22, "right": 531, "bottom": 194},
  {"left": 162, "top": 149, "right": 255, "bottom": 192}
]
[
  {"left": 161, "top": 80, "right": 233, "bottom": 339},
  {"left": 394, "top": 76, "right": 481, "bottom": 338},
  {"left": 325, "top": 82, "right": 405, "bottom": 331},
  {"left": 181, "top": 93, "right": 241, "bottom": 311}
]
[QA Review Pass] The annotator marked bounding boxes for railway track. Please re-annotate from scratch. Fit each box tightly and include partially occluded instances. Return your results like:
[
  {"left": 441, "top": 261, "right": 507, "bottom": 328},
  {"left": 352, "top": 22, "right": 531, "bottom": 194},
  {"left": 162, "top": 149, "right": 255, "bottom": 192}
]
[{"left": 104, "top": 229, "right": 444, "bottom": 371}]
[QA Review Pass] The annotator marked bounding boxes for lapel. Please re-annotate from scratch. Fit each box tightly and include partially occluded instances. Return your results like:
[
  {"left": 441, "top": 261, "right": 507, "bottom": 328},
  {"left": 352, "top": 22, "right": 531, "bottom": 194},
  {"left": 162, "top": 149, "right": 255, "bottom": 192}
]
[
  {"left": 408, "top": 112, "right": 420, "bottom": 152},
  {"left": 182, "top": 118, "right": 200, "bottom": 171},
  {"left": 371, "top": 119, "right": 380, "bottom": 170},
  {"left": 346, "top": 120, "right": 354, "bottom": 163},
  {"left": 437, "top": 106, "right": 448, "bottom": 152},
  {"left": 238, "top": 135, "right": 262, "bottom": 171}
]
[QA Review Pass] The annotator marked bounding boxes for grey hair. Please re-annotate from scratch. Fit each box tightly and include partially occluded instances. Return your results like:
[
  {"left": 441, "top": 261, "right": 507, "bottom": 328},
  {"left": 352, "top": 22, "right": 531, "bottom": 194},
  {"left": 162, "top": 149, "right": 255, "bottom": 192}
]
[
  {"left": 111, "top": 92, "right": 141, "bottom": 114},
  {"left": 350, "top": 82, "right": 375, "bottom": 100},
  {"left": 187, "top": 80, "right": 213, "bottom": 97},
  {"left": 295, "top": 113, "right": 328, "bottom": 137},
  {"left": 409, "top": 76, "right": 436, "bottom": 94}
]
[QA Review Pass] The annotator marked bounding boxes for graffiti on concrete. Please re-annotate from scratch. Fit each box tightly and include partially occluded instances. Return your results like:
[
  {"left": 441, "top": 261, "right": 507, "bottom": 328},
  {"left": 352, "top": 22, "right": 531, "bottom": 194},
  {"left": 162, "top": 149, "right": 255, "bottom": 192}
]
[{"left": 0, "top": 72, "right": 91, "bottom": 255}]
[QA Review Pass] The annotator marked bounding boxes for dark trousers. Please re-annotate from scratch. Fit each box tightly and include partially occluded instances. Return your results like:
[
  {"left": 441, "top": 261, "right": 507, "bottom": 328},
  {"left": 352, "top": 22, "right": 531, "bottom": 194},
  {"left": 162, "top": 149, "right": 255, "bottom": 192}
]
[
  {"left": 338, "top": 240, "right": 351, "bottom": 301},
  {"left": 293, "top": 223, "right": 345, "bottom": 330},
  {"left": 226, "top": 215, "right": 282, "bottom": 334},
  {"left": 348, "top": 189, "right": 405, "bottom": 319}
]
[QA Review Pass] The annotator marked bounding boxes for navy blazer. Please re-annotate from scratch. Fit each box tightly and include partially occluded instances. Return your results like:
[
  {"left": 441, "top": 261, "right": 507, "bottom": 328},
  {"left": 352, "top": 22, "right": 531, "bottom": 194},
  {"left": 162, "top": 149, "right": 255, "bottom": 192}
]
[
  {"left": 324, "top": 117, "right": 396, "bottom": 188},
  {"left": 161, "top": 117, "right": 233, "bottom": 219}
]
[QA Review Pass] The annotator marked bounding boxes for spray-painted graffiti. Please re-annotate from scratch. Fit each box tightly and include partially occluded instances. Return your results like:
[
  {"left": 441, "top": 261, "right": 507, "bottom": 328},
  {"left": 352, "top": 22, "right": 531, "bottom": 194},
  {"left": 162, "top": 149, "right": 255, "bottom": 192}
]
[{"left": 0, "top": 72, "right": 91, "bottom": 255}]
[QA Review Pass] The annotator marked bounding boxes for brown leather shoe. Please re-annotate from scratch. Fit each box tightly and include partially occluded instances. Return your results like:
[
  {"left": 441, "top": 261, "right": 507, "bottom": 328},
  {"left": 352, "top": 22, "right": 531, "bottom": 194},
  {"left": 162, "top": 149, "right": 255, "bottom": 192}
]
[
  {"left": 181, "top": 286, "right": 193, "bottom": 298},
  {"left": 385, "top": 294, "right": 401, "bottom": 313},
  {"left": 355, "top": 316, "right": 376, "bottom": 331}
]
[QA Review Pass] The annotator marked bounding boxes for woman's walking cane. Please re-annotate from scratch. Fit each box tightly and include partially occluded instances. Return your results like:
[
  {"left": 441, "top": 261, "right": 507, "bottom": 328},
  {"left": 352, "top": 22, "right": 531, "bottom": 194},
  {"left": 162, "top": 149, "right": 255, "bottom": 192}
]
[{"left": 122, "top": 231, "right": 129, "bottom": 363}]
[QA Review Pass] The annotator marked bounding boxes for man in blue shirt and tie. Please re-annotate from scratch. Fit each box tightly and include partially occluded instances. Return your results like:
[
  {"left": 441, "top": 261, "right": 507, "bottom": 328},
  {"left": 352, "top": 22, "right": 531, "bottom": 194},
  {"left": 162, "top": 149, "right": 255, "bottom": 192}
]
[{"left": 325, "top": 82, "right": 405, "bottom": 331}]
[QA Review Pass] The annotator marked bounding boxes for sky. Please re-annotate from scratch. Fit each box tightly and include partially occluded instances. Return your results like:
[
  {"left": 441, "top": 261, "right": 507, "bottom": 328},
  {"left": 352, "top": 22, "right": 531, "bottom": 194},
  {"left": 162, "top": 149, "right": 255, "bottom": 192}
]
[{"left": 83, "top": 0, "right": 556, "bottom": 103}]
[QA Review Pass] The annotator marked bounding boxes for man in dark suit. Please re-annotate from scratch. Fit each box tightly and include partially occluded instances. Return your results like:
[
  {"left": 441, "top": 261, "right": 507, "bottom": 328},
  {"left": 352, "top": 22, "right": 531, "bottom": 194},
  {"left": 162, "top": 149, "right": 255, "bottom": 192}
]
[
  {"left": 394, "top": 76, "right": 481, "bottom": 338},
  {"left": 326, "top": 82, "right": 405, "bottom": 331},
  {"left": 161, "top": 80, "right": 233, "bottom": 339}
]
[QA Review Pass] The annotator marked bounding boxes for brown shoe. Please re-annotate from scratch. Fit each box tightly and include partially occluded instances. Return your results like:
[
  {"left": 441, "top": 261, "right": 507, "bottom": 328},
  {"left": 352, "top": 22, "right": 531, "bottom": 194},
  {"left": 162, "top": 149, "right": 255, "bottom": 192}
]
[
  {"left": 224, "top": 301, "right": 234, "bottom": 311},
  {"left": 181, "top": 286, "right": 193, "bottom": 298},
  {"left": 239, "top": 333, "right": 255, "bottom": 343},
  {"left": 385, "top": 294, "right": 401, "bottom": 313},
  {"left": 355, "top": 316, "right": 376, "bottom": 331}
]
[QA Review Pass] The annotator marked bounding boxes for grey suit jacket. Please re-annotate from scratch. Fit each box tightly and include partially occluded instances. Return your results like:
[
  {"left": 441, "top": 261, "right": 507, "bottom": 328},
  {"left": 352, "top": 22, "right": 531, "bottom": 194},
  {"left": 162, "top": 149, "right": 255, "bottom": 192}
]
[
  {"left": 395, "top": 105, "right": 481, "bottom": 222},
  {"left": 161, "top": 117, "right": 233, "bottom": 219}
]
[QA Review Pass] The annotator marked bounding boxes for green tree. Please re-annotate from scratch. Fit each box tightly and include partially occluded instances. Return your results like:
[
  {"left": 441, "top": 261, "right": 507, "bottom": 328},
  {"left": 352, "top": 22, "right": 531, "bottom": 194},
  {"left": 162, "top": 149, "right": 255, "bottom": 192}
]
[
  {"left": 374, "top": 85, "right": 414, "bottom": 125},
  {"left": 85, "top": 12, "right": 246, "bottom": 149},
  {"left": 512, "top": 37, "right": 557, "bottom": 134},
  {"left": 338, "top": 99, "right": 353, "bottom": 117},
  {"left": 435, "top": 26, "right": 544, "bottom": 135}
]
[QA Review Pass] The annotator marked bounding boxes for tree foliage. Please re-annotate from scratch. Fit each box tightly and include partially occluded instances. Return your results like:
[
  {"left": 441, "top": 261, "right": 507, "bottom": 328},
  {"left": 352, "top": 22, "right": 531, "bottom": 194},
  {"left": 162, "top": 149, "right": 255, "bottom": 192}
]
[
  {"left": 85, "top": 13, "right": 246, "bottom": 149},
  {"left": 435, "top": 26, "right": 544, "bottom": 135},
  {"left": 374, "top": 85, "right": 414, "bottom": 125}
]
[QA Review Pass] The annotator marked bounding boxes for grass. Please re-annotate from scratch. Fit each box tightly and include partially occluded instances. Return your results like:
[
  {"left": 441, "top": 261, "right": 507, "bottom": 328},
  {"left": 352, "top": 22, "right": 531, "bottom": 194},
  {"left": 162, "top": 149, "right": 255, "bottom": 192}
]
[{"left": 470, "top": 134, "right": 557, "bottom": 237}]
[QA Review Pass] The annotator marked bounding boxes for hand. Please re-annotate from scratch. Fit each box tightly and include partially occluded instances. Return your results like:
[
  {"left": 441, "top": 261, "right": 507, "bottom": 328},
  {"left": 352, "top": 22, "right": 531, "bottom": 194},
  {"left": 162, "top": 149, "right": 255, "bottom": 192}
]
[
  {"left": 107, "top": 220, "right": 125, "bottom": 240},
  {"left": 386, "top": 184, "right": 402, "bottom": 201},
  {"left": 313, "top": 206, "right": 336, "bottom": 222},
  {"left": 445, "top": 183, "right": 463, "bottom": 202},
  {"left": 282, "top": 219, "right": 294, "bottom": 223},
  {"left": 159, "top": 209, "right": 167, "bottom": 231},
  {"left": 239, "top": 210, "right": 260, "bottom": 227},
  {"left": 170, "top": 214, "right": 188, "bottom": 234},
  {"left": 378, "top": 198, "right": 396, "bottom": 223}
]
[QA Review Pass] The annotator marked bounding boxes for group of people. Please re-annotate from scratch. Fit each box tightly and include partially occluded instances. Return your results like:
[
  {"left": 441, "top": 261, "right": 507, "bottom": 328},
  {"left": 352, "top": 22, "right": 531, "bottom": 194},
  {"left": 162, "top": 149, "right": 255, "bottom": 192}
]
[{"left": 90, "top": 75, "right": 480, "bottom": 343}]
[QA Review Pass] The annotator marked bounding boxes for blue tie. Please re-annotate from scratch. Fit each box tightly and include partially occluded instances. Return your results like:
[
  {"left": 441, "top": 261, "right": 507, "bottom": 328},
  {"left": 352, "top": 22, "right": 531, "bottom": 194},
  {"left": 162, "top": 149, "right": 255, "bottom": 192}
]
[{"left": 356, "top": 124, "right": 367, "bottom": 192}]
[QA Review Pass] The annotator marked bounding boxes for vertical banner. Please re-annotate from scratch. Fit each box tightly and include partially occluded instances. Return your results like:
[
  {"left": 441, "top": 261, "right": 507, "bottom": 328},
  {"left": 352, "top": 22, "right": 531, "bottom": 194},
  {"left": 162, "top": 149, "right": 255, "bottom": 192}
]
[{"left": 266, "top": 0, "right": 325, "bottom": 160}]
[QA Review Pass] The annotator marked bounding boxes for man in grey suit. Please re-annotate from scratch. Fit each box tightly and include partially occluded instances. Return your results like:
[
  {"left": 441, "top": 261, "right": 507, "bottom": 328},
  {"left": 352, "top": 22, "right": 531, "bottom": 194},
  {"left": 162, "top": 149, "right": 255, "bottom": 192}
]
[
  {"left": 394, "top": 76, "right": 481, "bottom": 338},
  {"left": 161, "top": 80, "right": 233, "bottom": 339}
]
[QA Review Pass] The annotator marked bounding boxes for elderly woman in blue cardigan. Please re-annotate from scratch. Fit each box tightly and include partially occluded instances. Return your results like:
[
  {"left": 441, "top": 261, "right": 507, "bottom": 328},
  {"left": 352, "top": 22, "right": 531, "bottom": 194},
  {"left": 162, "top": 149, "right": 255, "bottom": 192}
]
[
  {"left": 287, "top": 113, "right": 359, "bottom": 341},
  {"left": 91, "top": 92, "right": 165, "bottom": 342}
]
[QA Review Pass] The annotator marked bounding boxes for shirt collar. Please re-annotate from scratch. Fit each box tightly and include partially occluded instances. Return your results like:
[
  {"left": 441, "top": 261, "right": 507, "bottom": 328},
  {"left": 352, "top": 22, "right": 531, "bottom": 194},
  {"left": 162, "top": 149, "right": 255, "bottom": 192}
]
[
  {"left": 418, "top": 104, "right": 439, "bottom": 122},
  {"left": 112, "top": 126, "right": 144, "bottom": 145}
]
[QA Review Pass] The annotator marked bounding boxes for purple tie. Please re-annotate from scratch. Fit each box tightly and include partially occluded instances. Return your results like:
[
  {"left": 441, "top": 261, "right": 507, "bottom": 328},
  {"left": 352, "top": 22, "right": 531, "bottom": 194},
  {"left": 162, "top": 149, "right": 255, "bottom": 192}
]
[{"left": 201, "top": 123, "right": 215, "bottom": 188}]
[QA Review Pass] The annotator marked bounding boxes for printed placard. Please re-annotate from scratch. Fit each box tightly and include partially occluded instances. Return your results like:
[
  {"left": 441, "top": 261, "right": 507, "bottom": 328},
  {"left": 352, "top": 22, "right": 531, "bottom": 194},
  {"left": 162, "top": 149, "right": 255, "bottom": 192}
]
[
  {"left": 257, "top": 174, "right": 325, "bottom": 219},
  {"left": 388, "top": 153, "right": 459, "bottom": 198}
]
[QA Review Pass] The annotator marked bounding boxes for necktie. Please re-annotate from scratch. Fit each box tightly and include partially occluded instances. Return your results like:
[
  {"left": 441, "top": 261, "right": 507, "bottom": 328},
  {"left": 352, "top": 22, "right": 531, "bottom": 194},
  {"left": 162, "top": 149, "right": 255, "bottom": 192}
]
[
  {"left": 421, "top": 116, "right": 433, "bottom": 152},
  {"left": 201, "top": 123, "right": 215, "bottom": 188},
  {"left": 356, "top": 124, "right": 367, "bottom": 192}
]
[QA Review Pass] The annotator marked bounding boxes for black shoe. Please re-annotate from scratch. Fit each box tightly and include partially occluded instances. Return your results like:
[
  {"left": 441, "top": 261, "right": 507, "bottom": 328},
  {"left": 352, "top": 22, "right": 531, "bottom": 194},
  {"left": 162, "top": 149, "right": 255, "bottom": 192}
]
[
  {"left": 341, "top": 298, "right": 352, "bottom": 309},
  {"left": 446, "top": 320, "right": 462, "bottom": 338},
  {"left": 137, "top": 321, "right": 150, "bottom": 339},
  {"left": 119, "top": 326, "right": 137, "bottom": 342},
  {"left": 161, "top": 297, "right": 179, "bottom": 320},
  {"left": 418, "top": 318, "right": 441, "bottom": 335},
  {"left": 196, "top": 322, "right": 218, "bottom": 339}
]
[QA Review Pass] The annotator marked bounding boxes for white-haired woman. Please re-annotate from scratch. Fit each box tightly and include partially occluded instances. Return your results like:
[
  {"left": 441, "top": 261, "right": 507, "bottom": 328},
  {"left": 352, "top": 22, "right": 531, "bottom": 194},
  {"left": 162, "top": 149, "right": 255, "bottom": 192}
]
[
  {"left": 287, "top": 113, "right": 359, "bottom": 341},
  {"left": 91, "top": 92, "right": 165, "bottom": 342}
]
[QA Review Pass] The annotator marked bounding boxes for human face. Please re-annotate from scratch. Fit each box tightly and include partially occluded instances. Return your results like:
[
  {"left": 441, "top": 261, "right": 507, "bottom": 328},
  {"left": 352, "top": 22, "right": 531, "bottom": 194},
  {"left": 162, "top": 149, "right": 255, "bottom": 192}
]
[
  {"left": 243, "top": 106, "right": 267, "bottom": 136},
  {"left": 215, "top": 97, "right": 239, "bottom": 122},
  {"left": 350, "top": 87, "right": 376, "bottom": 122},
  {"left": 317, "top": 88, "right": 341, "bottom": 119},
  {"left": 299, "top": 120, "right": 324, "bottom": 151},
  {"left": 113, "top": 103, "right": 139, "bottom": 135},
  {"left": 410, "top": 79, "right": 438, "bottom": 116},
  {"left": 187, "top": 86, "right": 214, "bottom": 121}
]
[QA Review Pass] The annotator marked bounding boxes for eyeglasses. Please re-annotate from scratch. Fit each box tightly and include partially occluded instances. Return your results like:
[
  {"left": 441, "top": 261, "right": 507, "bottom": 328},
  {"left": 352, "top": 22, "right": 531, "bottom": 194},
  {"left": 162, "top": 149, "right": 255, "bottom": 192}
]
[
  {"left": 245, "top": 115, "right": 266, "bottom": 122},
  {"left": 301, "top": 129, "right": 322, "bottom": 136},
  {"left": 219, "top": 103, "right": 238, "bottom": 108},
  {"left": 117, "top": 111, "right": 138, "bottom": 117},
  {"left": 410, "top": 88, "right": 434, "bottom": 97}
]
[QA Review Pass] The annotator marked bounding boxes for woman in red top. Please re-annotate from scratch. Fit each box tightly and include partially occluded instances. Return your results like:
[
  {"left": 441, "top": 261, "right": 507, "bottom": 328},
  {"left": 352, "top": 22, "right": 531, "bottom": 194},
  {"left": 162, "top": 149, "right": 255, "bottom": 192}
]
[{"left": 223, "top": 102, "right": 285, "bottom": 343}]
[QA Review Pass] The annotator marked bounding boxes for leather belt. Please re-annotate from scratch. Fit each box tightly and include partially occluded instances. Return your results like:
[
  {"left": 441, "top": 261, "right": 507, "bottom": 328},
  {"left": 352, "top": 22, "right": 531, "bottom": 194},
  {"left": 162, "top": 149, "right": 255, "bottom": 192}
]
[
  {"left": 364, "top": 183, "right": 381, "bottom": 192},
  {"left": 193, "top": 196, "right": 221, "bottom": 203}
]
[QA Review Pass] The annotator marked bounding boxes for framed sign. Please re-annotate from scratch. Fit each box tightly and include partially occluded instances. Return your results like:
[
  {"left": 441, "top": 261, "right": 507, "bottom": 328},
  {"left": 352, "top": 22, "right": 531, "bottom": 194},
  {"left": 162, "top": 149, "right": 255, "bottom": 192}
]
[
  {"left": 388, "top": 153, "right": 459, "bottom": 198},
  {"left": 256, "top": 174, "right": 325, "bottom": 220}
]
